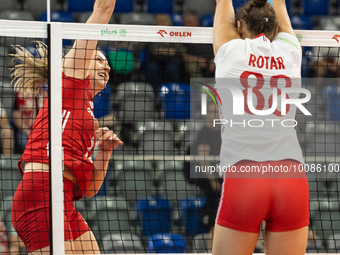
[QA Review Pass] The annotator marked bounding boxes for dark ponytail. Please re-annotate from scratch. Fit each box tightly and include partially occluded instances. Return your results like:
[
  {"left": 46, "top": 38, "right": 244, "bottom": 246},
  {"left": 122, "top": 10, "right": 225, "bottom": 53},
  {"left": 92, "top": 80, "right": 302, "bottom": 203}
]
[{"left": 236, "top": 0, "right": 278, "bottom": 40}]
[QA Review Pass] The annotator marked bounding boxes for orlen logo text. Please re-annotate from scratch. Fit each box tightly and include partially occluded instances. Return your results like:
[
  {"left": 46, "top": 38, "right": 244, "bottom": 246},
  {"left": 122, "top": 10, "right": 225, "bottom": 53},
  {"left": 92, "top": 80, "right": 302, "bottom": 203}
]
[
  {"left": 333, "top": 35, "right": 340, "bottom": 42},
  {"left": 157, "top": 30, "right": 192, "bottom": 38}
]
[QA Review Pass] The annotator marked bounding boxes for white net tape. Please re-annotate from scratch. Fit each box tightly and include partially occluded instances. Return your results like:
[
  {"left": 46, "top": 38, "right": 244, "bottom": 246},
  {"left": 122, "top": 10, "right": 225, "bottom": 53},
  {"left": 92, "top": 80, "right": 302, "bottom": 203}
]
[{"left": 0, "top": 19, "right": 340, "bottom": 46}]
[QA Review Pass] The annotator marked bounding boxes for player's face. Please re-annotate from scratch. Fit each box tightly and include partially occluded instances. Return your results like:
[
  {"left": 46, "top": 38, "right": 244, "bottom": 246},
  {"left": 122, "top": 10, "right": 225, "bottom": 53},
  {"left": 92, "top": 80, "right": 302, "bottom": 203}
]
[{"left": 89, "top": 51, "right": 111, "bottom": 95}]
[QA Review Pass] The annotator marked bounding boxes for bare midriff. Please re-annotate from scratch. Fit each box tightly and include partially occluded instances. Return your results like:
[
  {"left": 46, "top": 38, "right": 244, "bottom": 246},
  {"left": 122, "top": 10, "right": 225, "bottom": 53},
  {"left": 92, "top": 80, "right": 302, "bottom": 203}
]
[{"left": 23, "top": 162, "right": 77, "bottom": 184}]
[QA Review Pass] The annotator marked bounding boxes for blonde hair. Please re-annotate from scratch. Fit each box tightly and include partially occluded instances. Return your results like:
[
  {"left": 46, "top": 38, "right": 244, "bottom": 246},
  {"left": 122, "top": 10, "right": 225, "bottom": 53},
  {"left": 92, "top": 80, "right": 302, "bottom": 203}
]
[{"left": 11, "top": 41, "right": 48, "bottom": 96}]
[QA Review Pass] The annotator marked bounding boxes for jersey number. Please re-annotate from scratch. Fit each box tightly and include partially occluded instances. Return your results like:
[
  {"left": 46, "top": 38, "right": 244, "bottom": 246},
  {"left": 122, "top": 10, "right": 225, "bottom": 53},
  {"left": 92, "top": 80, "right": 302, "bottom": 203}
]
[{"left": 240, "top": 71, "right": 292, "bottom": 116}]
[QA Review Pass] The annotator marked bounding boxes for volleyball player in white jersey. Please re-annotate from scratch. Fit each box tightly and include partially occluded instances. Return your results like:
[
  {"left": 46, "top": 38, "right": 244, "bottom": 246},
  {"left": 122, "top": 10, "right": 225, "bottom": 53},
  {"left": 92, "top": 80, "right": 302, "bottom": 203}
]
[{"left": 212, "top": 0, "right": 309, "bottom": 255}]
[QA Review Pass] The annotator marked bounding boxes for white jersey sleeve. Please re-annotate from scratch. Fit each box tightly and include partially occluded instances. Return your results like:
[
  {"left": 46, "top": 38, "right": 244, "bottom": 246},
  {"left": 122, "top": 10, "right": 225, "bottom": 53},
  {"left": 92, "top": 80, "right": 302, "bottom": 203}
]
[
  {"left": 215, "top": 39, "right": 245, "bottom": 66},
  {"left": 272, "top": 32, "right": 302, "bottom": 73},
  {"left": 273, "top": 32, "right": 302, "bottom": 53}
]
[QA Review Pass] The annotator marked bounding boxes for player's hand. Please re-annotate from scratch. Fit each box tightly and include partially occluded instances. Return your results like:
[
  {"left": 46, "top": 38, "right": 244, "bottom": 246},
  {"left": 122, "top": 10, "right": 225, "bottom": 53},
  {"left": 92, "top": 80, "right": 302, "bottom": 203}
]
[
  {"left": 96, "top": 128, "right": 123, "bottom": 151},
  {"left": 95, "top": 127, "right": 109, "bottom": 141}
]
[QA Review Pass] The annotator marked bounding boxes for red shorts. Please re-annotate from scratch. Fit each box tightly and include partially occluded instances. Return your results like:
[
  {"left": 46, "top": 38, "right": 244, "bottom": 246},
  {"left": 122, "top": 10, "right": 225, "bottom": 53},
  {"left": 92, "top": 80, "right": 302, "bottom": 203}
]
[
  {"left": 216, "top": 160, "right": 310, "bottom": 233},
  {"left": 11, "top": 172, "right": 91, "bottom": 253}
]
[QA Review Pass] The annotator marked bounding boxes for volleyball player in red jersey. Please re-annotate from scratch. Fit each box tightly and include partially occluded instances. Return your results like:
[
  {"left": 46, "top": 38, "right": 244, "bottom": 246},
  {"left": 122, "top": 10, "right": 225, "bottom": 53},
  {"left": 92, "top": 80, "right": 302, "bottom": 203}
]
[
  {"left": 212, "top": 0, "right": 309, "bottom": 255},
  {"left": 10, "top": 0, "right": 122, "bottom": 254}
]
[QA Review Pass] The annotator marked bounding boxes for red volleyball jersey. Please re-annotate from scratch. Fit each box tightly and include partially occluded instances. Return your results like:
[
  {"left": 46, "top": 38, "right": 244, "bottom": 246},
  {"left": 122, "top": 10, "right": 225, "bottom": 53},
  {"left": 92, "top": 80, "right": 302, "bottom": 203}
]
[{"left": 20, "top": 73, "right": 96, "bottom": 199}]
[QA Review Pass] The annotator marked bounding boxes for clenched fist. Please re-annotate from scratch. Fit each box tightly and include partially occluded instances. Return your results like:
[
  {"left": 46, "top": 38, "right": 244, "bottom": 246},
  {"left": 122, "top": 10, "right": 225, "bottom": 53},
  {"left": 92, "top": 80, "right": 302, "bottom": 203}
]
[{"left": 96, "top": 127, "right": 123, "bottom": 151}]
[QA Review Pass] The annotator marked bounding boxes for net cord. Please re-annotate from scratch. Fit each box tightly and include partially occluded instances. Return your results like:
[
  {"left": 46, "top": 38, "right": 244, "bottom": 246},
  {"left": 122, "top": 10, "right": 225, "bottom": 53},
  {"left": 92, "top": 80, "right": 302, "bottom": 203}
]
[
  {"left": 0, "top": 20, "right": 339, "bottom": 46},
  {"left": 62, "top": 23, "right": 340, "bottom": 47},
  {"left": 49, "top": 22, "right": 64, "bottom": 255}
]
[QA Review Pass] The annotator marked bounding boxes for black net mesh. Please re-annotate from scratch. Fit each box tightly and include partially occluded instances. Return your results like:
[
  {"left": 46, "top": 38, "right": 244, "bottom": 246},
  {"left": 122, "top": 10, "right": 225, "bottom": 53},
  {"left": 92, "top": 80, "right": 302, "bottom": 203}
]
[{"left": 0, "top": 31, "right": 340, "bottom": 254}]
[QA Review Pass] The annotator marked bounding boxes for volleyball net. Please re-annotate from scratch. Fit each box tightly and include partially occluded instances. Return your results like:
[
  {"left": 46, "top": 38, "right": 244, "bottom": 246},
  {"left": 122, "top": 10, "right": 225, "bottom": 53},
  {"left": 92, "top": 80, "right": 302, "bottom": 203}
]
[{"left": 0, "top": 20, "right": 340, "bottom": 254}]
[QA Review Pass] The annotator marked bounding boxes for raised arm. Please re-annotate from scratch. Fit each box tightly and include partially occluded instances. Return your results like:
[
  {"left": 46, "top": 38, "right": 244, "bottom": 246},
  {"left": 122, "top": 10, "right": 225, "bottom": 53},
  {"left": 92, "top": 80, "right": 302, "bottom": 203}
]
[
  {"left": 213, "top": 0, "right": 240, "bottom": 55},
  {"left": 272, "top": 0, "right": 295, "bottom": 36},
  {"left": 63, "top": 0, "right": 116, "bottom": 79},
  {"left": 85, "top": 128, "right": 123, "bottom": 197}
]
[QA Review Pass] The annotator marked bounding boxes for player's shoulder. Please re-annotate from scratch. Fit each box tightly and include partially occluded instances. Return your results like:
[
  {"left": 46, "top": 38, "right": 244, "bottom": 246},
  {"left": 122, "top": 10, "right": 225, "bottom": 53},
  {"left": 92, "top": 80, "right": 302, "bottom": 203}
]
[
  {"left": 215, "top": 39, "right": 247, "bottom": 64},
  {"left": 217, "top": 38, "right": 246, "bottom": 52}
]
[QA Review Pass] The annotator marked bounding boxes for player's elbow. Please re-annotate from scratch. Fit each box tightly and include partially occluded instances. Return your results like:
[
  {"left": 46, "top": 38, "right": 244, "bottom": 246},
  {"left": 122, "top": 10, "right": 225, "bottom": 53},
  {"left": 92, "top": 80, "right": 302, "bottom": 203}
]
[
  {"left": 85, "top": 190, "right": 97, "bottom": 198},
  {"left": 85, "top": 182, "right": 102, "bottom": 197}
]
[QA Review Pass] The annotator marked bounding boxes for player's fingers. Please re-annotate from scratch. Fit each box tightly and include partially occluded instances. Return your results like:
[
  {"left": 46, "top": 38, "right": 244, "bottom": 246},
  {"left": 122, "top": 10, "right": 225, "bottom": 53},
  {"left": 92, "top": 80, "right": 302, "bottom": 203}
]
[
  {"left": 102, "top": 130, "right": 113, "bottom": 140},
  {"left": 95, "top": 130, "right": 102, "bottom": 140},
  {"left": 96, "top": 127, "right": 109, "bottom": 131},
  {"left": 102, "top": 131, "right": 123, "bottom": 143},
  {"left": 96, "top": 127, "right": 109, "bottom": 134},
  {"left": 98, "top": 132, "right": 123, "bottom": 150},
  {"left": 96, "top": 127, "right": 110, "bottom": 139},
  {"left": 97, "top": 131, "right": 111, "bottom": 142},
  {"left": 108, "top": 132, "right": 124, "bottom": 145},
  {"left": 112, "top": 134, "right": 124, "bottom": 145}
]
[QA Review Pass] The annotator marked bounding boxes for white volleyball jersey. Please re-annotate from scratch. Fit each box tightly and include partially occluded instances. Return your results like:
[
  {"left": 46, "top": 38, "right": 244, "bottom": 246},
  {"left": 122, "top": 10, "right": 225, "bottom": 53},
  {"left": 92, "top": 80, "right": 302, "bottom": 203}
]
[{"left": 214, "top": 32, "right": 305, "bottom": 168}]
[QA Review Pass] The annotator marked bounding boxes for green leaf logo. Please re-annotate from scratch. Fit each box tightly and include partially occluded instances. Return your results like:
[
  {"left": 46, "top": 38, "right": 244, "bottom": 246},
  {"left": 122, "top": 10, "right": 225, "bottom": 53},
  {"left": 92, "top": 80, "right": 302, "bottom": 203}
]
[
  {"left": 119, "top": 29, "right": 127, "bottom": 37},
  {"left": 296, "top": 34, "right": 303, "bottom": 42}
]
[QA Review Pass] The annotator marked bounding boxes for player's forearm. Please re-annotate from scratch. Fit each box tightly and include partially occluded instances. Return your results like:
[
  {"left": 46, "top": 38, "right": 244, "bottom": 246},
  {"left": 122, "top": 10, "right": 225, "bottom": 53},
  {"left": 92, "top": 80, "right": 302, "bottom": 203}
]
[
  {"left": 94, "top": 0, "right": 116, "bottom": 10},
  {"left": 86, "top": 149, "right": 112, "bottom": 197},
  {"left": 272, "top": 0, "right": 294, "bottom": 35},
  {"left": 63, "top": 0, "right": 116, "bottom": 78},
  {"left": 272, "top": 0, "right": 288, "bottom": 14},
  {"left": 215, "top": 0, "right": 225, "bottom": 4},
  {"left": 215, "top": 0, "right": 234, "bottom": 17},
  {"left": 213, "top": 0, "right": 240, "bottom": 54},
  {"left": 93, "top": 149, "right": 112, "bottom": 173},
  {"left": 214, "top": 0, "right": 236, "bottom": 34},
  {"left": 87, "top": 0, "right": 116, "bottom": 24}
]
